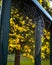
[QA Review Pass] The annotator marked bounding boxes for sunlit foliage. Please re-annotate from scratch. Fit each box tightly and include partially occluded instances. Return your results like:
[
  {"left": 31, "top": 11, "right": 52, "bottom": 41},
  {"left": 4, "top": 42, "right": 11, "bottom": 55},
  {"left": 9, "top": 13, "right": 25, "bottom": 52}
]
[
  {"left": 8, "top": 0, "right": 52, "bottom": 63},
  {"left": 38, "top": 0, "right": 52, "bottom": 16},
  {"left": 8, "top": 7, "right": 35, "bottom": 63}
]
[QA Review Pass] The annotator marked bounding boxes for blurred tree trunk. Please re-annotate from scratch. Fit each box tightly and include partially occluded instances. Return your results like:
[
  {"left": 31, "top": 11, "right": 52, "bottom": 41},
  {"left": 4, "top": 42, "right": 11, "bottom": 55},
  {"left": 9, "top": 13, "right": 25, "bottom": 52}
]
[{"left": 14, "top": 50, "right": 20, "bottom": 65}]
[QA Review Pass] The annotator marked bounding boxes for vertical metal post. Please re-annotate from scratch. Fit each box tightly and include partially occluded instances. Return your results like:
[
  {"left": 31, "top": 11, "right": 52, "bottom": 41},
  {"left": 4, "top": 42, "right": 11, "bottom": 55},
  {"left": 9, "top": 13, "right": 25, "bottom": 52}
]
[
  {"left": 0, "top": 0, "right": 3, "bottom": 65},
  {"left": 0, "top": 0, "right": 2, "bottom": 27},
  {"left": 35, "top": 51, "right": 41, "bottom": 65},
  {"left": 0, "top": 0, "right": 11, "bottom": 65},
  {"left": 50, "top": 26, "right": 52, "bottom": 65},
  {"left": 35, "top": 18, "right": 41, "bottom": 65},
  {"left": 35, "top": 16, "right": 44, "bottom": 65}
]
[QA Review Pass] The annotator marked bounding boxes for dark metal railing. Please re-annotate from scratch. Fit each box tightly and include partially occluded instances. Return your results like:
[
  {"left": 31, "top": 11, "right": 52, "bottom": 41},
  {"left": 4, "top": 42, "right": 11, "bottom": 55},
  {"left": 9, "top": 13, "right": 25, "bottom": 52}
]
[
  {"left": 0, "top": 0, "right": 11, "bottom": 65},
  {"left": 0, "top": 0, "right": 52, "bottom": 65}
]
